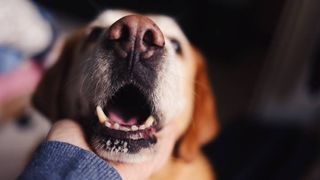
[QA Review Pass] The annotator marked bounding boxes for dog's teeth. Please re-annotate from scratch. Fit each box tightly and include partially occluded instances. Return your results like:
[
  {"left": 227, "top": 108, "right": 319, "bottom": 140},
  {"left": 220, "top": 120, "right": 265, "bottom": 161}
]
[
  {"left": 105, "top": 121, "right": 111, "bottom": 128},
  {"left": 130, "top": 133, "right": 141, "bottom": 139},
  {"left": 96, "top": 106, "right": 108, "bottom": 124},
  {"left": 114, "top": 140, "right": 119, "bottom": 145},
  {"left": 145, "top": 116, "right": 155, "bottom": 128},
  {"left": 119, "top": 126, "right": 130, "bottom": 132},
  {"left": 131, "top": 125, "right": 138, "bottom": 131},
  {"left": 139, "top": 125, "right": 146, "bottom": 130},
  {"left": 113, "top": 123, "right": 120, "bottom": 130}
]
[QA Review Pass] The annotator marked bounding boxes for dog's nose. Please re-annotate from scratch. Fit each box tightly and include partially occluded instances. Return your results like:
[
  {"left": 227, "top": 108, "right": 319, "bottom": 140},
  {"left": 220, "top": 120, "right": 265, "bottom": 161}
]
[{"left": 107, "top": 15, "right": 165, "bottom": 59}]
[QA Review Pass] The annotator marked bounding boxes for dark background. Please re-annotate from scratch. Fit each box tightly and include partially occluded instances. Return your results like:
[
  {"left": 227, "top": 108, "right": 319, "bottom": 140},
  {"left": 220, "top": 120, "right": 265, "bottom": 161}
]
[{"left": 34, "top": 0, "right": 320, "bottom": 179}]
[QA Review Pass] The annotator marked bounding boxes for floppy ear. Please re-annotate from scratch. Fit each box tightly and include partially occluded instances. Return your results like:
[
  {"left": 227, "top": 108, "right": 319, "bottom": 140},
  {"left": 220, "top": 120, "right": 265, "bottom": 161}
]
[
  {"left": 32, "top": 31, "right": 84, "bottom": 121},
  {"left": 176, "top": 48, "right": 219, "bottom": 161}
]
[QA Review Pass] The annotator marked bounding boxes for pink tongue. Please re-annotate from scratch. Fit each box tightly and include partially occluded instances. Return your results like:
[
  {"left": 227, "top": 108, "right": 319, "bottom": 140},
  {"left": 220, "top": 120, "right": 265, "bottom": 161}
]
[{"left": 108, "top": 112, "right": 137, "bottom": 126}]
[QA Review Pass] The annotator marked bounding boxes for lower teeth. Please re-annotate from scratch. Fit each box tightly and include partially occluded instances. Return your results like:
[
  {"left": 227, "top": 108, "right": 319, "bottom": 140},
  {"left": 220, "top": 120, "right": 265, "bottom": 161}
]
[{"left": 96, "top": 105, "right": 155, "bottom": 132}]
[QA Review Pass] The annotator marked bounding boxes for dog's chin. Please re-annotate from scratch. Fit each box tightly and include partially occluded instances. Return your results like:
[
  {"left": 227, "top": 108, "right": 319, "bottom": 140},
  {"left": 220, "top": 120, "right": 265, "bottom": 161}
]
[
  {"left": 90, "top": 125, "right": 160, "bottom": 163},
  {"left": 92, "top": 137, "right": 158, "bottom": 163},
  {"left": 89, "top": 84, "right": 163, "bottom": 163}
]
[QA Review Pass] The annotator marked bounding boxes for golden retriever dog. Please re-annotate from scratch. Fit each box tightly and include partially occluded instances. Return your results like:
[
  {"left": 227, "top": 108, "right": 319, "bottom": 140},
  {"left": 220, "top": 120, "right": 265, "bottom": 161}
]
[{"left": 32, "top": 10, "right": 219, "bottom": 180}]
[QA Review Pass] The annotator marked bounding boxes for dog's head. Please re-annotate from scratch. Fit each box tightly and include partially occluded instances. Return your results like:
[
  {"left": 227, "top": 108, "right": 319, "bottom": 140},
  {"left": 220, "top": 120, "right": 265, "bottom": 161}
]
[{"left": 33, "top": 10, "right": 218, "bottom": 163}]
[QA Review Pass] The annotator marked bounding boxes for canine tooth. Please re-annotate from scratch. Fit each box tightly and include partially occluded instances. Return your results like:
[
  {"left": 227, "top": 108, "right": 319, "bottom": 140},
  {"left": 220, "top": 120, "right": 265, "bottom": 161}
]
[
  {"left": 105, "top": 121, "right": 111, "bottom": 128},
  {"left": 131, "top": 125, "right": 138, "bottom": 131},
  {"left": 96, "top": 106, "right": 108, "bottom": 124},
  {"left": 113, "top": 123, "right": 120, "bottom": 130},
  {"left": 139, "top": 125, "right": 146, "bottom": 130},
  {"left": 145, "top": 116, "right": 155, "bottom": 127},
  {"left": 119, "top": 126, "right": 130, "bottom": 132}
]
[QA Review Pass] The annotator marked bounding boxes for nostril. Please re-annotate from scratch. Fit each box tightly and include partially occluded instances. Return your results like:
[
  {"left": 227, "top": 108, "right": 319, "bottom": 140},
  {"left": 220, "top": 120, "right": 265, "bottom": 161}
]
[
  {"left": 142, "top": 29, "right": 165, "bottom": 48},
  {"left": 142, "top": 30, "right": 154, "bottom": 46}
]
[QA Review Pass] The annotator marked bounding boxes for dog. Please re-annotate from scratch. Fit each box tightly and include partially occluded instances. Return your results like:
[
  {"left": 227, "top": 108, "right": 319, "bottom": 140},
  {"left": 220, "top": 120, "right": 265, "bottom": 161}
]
[{"left": 32, "top": 10, "right": 219, "bottom": 180}]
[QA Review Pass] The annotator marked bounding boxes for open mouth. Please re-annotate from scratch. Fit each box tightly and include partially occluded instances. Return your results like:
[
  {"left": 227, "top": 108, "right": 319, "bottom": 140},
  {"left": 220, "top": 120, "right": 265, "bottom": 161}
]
[{"left": 95, "top": 84, "right": 159, "bottom": 154}]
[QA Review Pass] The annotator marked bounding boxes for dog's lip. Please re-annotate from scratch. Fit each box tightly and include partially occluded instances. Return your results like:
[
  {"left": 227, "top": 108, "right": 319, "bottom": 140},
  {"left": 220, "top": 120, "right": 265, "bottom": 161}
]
[{"left": 94, "top": 127, "right": 158, "bottom": 154}]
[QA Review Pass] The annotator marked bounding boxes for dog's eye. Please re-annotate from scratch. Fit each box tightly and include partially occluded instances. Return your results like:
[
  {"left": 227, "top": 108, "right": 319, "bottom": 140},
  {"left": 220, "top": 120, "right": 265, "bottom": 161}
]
[
  {"left": 170, "top": 38, "right": 182, "bottom": 55},
  {"left": 86, "top": 27, "right": 104, "bottom": 42}
]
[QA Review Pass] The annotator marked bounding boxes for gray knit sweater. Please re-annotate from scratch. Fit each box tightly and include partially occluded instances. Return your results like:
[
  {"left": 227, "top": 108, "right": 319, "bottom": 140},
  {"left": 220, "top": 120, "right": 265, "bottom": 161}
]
[{"left": 19, "top": 141, "right": 122, "bottom": 180}]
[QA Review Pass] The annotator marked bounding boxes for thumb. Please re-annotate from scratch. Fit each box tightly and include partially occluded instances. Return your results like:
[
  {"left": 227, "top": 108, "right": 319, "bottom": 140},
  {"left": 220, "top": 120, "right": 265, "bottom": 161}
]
[{"left": 47, "top": 119, "right": 91, "bottom": 151}]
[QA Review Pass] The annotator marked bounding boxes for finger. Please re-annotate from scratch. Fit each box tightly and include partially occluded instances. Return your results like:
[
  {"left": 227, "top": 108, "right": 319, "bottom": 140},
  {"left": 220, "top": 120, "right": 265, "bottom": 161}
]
[{"left": 47, "top": 119, "right": 92, "bottom": 151}]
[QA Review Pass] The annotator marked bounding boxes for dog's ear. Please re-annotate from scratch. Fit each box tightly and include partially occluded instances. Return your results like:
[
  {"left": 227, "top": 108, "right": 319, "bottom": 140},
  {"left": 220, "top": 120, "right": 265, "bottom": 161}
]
[
  {"left": 32, "top": 31, "right": 84, "bottom": 121},
  {"left": 177, "top": 48, "right": 219, "bottom": 161}
]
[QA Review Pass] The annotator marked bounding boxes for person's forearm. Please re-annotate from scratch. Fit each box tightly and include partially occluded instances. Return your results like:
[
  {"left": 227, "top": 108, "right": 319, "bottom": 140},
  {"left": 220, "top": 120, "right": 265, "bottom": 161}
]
[{"left": 19, "top": 141, "right": 121, "bottom": 180}]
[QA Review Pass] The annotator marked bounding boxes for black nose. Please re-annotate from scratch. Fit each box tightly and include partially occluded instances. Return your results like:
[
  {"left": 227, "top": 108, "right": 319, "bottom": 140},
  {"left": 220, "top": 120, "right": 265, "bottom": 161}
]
[{"left": 106, "top": 15, "right": 165, "bottom": 60}]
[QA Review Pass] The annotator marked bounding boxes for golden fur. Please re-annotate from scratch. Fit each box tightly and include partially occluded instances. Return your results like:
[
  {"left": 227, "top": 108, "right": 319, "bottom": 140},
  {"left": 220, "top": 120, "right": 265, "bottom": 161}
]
[{"left": 33, "top": 10, "right": 219, "bottom": 180}]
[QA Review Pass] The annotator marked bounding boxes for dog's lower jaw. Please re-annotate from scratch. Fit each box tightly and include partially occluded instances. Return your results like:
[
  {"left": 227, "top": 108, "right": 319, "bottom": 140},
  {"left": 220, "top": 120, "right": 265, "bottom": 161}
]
[
  {"left": 99, "top": 122, "right": 179, "bottom": 180},
  {"left": 91, "top": 130, "right": 159, "bottom": 163},
  {"left": 91, "top": 122, "right": 176, "bottom": 164},
  {"left": 94, "top": 144, "right": 157, "bottom": 164}
]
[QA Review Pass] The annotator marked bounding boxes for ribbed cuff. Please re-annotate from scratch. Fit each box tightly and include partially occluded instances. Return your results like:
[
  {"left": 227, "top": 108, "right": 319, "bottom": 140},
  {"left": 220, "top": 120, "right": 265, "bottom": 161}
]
[{"left": 19, "top": 141, "right": 121, "bottom": 180}]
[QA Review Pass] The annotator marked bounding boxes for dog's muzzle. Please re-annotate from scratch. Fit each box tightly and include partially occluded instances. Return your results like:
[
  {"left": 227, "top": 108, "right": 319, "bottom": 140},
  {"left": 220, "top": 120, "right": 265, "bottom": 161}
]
[{"left": 89, "top": 15, "right": 167, "bottom": 155}]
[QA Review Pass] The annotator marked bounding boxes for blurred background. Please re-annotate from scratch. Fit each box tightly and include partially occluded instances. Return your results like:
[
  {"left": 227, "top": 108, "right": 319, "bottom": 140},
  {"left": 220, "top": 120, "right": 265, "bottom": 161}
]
[{"left": 0, "top": 0, "right": 319, "bottom": 179}]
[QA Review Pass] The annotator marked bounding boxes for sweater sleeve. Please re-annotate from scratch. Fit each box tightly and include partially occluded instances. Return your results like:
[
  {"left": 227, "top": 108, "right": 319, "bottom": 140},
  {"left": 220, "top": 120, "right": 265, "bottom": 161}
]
[{"left": 18, "top": 141, "right": 122, "bottom": 180}]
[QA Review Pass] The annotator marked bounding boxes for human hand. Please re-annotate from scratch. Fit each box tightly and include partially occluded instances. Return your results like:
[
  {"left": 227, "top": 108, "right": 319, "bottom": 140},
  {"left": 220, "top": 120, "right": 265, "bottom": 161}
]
[{"left": 47, "top": 119, "right": 91, "bottom": 151}]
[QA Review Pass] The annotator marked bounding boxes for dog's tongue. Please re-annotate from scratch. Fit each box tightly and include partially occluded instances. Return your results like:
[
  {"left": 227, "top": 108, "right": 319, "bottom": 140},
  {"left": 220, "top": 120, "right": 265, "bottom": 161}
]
[{"left": 108, "top": 112, "right": 137, "bottom": 126}]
